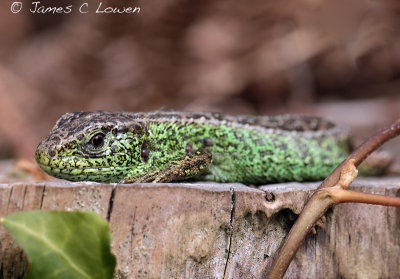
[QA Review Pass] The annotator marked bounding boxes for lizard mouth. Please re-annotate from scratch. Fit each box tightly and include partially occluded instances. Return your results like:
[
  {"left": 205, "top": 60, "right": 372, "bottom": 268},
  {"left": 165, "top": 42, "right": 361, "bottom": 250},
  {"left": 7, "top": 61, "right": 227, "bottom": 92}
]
[
  {"left": 35, "top": 156, "right": 129, "bottom": 183},
  {"left": 34, "top": 142, "right": 132, "bottom": 183}
]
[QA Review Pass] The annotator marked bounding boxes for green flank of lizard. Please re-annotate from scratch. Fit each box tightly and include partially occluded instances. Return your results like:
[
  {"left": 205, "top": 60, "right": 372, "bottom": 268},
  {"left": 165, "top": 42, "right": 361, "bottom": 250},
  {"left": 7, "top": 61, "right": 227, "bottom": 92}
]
[{"left": 35, "top": 111, "right": 350, "bottom": 184}]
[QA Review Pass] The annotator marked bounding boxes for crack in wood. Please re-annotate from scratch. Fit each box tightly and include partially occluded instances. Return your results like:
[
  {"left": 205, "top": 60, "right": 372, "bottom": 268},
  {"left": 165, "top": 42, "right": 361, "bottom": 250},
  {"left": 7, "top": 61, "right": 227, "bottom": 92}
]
[
  {"left": 130, "top": 206, "right": 137, "bottom": 263},
  {"left": 6, "top": 186, "right": 14, "bottom": 214},
  {"left": 107, "top": 185, "right": 117, "bottom": 221},
  {"left": 21, "top": 185, "right": 27, "bottom": 210},
  {"left": 39, "top": 186, "right": 46, "bottom": 209},
  {"left": 223, "top": 187, "right": 236, "bottom": 279}
]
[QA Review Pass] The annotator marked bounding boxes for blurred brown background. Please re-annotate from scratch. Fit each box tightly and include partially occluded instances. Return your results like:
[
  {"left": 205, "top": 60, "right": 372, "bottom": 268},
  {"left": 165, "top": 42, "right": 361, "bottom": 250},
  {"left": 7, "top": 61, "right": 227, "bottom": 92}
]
[{"left": 0, "top": 0, "right": 399, "bottom": 159}]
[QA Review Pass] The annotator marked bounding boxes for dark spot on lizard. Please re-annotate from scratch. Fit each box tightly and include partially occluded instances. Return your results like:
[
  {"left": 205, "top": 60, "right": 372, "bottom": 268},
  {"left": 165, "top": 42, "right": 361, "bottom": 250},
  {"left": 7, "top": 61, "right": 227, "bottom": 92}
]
[
  {"left": 50, "top": 136, "right": 61, "bottom": 145},
  {"left": 185, "top": 142, "right": 193, "bottom": 153},
  {"left": 141, "top": 142, "right": 149, "bottom": 162},
  {"left": 202, "top": 137, "right": 214, "bottom": 147},
  {"left": 49, "top": 150, "right": 56, "bottom": 157}
]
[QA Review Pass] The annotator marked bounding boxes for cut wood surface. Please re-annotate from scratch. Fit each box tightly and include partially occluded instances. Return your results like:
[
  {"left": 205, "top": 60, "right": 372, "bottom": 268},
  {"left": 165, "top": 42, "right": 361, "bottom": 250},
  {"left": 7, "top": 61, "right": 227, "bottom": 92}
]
[{"left": 0, "top": 161, "right": 399, "bottom": 279}]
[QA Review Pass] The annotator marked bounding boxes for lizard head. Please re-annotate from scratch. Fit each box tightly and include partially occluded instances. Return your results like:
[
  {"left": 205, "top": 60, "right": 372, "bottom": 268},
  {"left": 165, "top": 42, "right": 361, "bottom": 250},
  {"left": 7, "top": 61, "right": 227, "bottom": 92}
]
[{"left": 35, "top": 111, "right": 146, "bottom": 183}]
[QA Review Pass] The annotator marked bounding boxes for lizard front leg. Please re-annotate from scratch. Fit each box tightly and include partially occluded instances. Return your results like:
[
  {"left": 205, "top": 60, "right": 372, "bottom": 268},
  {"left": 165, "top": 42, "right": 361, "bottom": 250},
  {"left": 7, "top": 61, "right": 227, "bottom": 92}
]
[{"left": 120, "top": 148, "right": 212, "bottom": 183}]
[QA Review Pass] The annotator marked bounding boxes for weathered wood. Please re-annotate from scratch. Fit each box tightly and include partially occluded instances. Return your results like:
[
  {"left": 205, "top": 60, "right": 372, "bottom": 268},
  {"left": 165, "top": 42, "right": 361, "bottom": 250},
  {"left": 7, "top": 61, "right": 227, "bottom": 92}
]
[{"left": 1, "top": 173, "right": 399, "bottom": 278}]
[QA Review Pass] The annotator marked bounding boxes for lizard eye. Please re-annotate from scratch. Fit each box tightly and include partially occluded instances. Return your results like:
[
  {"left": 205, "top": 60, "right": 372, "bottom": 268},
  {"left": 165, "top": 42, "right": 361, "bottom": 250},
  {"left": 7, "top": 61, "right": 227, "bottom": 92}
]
[{"left": 90, "top": 133, "right": 105, "bottom": 148}]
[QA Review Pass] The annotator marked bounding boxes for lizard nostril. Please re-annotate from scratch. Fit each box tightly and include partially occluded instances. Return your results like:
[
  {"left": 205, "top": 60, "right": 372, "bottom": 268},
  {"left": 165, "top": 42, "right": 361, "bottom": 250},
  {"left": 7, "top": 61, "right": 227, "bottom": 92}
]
[{"left": 49, "top": 150, "right": 56, "bottom": 158}]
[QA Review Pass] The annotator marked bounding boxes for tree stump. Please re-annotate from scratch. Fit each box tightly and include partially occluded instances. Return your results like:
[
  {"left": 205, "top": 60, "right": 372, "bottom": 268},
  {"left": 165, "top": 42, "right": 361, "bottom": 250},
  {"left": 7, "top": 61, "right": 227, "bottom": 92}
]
[{"left": 0, "top": 160, "right": 399, "bottom": 279}]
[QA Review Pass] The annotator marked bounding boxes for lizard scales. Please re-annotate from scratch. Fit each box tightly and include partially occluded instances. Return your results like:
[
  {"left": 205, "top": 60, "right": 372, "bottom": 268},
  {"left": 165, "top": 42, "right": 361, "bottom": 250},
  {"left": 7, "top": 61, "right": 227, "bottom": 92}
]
[{"left": 35, "top": 111, "right": 350, "bottom": 184}]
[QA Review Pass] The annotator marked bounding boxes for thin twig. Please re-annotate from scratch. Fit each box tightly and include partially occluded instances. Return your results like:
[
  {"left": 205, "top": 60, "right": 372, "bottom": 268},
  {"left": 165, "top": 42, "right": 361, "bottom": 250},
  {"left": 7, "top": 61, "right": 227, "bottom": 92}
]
[{"left": 326, "top": 187, "right": 400, "bottom": 207}]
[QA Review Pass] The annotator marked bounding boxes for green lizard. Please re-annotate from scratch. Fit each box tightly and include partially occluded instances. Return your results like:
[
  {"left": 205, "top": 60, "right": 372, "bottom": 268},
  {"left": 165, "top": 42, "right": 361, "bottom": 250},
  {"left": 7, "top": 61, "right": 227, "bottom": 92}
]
[{"left": 35, "top": 111, "right": 351, "bottom": 184}]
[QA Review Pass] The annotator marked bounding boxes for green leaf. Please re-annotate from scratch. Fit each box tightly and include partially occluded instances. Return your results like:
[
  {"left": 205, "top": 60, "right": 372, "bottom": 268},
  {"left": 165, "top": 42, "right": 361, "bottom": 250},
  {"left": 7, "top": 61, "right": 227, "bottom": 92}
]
[{"left": 1, "top": 210, "right": 116, "bottom": 279}]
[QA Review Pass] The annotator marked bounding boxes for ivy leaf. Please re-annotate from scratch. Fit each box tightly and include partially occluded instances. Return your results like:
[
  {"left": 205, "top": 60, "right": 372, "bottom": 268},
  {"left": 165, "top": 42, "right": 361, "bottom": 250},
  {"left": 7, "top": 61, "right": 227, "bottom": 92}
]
[{"left": 1, "top": 210, "right": 116, "bottom": 279}]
